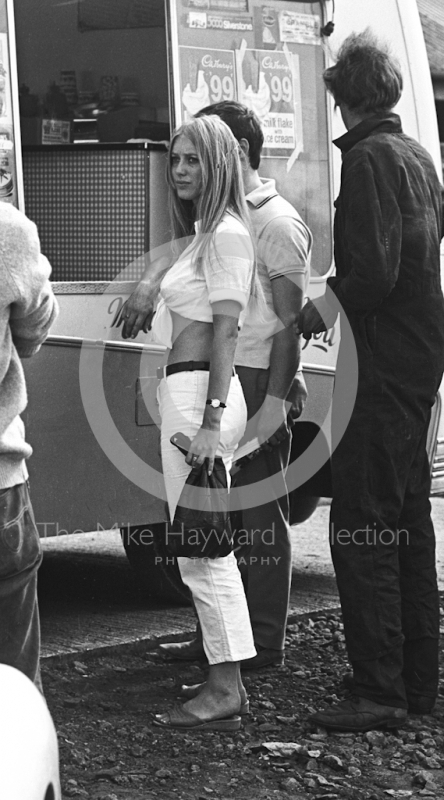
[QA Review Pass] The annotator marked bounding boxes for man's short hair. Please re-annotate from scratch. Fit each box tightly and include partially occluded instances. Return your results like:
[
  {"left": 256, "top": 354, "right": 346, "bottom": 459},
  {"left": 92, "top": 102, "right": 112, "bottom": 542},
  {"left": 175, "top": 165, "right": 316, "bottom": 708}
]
[
  {"left": 195, "top": 101, "right": 263, "bottom": 169},
  {"left": 323, "top": 29, "right": 403, "bottom": 114}
]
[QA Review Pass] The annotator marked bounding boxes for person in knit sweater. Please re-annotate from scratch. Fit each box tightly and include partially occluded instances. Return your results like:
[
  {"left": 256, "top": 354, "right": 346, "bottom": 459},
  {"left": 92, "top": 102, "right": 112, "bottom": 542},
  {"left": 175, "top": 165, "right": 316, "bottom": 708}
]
[{"left": 0, "top": 202, "right": 58, "bottom": 691}]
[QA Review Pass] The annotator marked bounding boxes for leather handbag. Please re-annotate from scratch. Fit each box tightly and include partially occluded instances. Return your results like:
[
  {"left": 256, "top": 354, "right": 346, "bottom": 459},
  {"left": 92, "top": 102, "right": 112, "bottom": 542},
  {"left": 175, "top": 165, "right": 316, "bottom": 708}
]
[{"left": 165, "top": 457, "right": 233, "bottom": 559}]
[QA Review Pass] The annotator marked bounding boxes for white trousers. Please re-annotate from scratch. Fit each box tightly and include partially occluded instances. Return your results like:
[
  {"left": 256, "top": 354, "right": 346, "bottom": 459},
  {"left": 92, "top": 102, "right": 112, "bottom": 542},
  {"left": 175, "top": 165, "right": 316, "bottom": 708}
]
[{"left": 158, "top": 371, "right": 256, "bottom": 664}]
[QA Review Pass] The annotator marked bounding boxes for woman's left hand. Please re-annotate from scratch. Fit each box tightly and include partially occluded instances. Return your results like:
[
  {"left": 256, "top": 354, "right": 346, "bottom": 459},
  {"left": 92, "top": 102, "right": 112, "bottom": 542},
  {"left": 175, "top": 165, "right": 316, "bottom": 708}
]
[{"left": 186, "top": 427, "right": 221, "bottom": 475}]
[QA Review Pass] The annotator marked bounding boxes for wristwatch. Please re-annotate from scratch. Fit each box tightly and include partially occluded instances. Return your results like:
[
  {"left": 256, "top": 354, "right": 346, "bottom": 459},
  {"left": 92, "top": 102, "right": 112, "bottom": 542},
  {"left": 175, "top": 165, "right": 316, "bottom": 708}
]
[{"left": 206, "top": 398, "right": 227, "bottom": 409}]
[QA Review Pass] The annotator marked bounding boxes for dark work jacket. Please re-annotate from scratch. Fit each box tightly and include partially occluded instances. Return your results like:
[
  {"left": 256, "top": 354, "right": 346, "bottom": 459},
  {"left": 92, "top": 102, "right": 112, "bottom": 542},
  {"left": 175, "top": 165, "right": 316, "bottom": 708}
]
[{"left": 328, "top": 112, "right": 444, "bottom": 417}]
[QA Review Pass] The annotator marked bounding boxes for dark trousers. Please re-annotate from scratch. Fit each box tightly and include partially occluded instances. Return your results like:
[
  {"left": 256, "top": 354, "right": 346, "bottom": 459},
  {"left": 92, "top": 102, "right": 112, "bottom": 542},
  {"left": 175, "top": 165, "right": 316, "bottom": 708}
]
[
  {"left": 0, "top": 482, "right": 42, "bottom": 691},
  {"left": 233, "top": 366, "right": 292, "bottom": 651},
  {"left": 330, "top": 330, "right": 440, "bottom": 708}
]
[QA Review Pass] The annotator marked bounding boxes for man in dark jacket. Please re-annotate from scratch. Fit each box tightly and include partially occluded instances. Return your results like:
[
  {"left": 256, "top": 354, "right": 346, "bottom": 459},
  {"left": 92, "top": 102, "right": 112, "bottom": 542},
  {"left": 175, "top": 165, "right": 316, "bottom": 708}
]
[{"left": 298, "top": 30, "right": 444, "bottom": 731}]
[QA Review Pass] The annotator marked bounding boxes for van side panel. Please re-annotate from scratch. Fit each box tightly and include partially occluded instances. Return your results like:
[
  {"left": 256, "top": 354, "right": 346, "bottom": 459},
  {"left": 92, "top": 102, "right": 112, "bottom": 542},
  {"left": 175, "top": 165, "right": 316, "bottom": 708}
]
[{"left": 22, "top": 340, "right": 167, "bottom": 535}]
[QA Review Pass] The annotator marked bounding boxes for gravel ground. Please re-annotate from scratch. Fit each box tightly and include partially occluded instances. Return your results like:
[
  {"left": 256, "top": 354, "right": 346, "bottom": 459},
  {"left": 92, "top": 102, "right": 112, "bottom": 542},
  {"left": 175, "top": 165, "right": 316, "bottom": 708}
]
[{"left": 44, "top": 599, "right": 444, "bottom": 800}]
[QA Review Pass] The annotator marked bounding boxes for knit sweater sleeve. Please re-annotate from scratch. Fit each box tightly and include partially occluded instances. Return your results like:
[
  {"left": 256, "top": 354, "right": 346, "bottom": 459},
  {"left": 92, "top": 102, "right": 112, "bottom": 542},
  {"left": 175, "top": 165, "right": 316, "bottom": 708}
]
[{"left": 2, "top": 206, "right": 58, "bottom": 357}]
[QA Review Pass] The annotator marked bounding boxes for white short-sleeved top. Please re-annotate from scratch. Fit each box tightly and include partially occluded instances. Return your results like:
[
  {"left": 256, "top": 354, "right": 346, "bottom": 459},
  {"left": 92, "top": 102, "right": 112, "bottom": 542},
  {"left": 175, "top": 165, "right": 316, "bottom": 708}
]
[{"left": 151, "top": 212, "right": 254, "bottom": 349}]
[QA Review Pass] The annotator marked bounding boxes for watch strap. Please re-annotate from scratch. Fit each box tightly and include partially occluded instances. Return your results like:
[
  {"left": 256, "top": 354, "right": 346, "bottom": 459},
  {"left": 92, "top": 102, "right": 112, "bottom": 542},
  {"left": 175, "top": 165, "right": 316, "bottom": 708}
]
[{"left": 206, "top": 398, "right": 227, "bottom": 409}]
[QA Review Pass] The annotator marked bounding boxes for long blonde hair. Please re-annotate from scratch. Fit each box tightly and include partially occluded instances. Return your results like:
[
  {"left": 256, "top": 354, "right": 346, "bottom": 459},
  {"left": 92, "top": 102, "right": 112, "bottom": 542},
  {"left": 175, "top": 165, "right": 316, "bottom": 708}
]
[{"left": 166, "top": 115, "right": 254, "bottom": 270}]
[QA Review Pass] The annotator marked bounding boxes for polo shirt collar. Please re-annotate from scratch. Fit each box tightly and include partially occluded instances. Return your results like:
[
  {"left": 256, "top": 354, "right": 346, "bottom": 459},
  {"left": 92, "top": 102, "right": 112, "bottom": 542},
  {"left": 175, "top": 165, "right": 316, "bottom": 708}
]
[{"left": 246, "top": 177, "right": 279, "bottom": 208}]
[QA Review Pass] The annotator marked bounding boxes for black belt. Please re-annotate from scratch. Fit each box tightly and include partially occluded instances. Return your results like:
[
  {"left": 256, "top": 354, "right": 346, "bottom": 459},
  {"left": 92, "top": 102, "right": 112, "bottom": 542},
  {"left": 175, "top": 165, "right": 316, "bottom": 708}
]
[{"left": 157, "top": 361, "right": 236, "bottom": 379}]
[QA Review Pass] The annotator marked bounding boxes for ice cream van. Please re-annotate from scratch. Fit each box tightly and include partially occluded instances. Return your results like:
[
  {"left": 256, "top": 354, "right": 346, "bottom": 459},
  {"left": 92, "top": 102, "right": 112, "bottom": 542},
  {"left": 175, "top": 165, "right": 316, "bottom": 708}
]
[{"left": 1, "top": 0, "right": 442, "bottom": 596}]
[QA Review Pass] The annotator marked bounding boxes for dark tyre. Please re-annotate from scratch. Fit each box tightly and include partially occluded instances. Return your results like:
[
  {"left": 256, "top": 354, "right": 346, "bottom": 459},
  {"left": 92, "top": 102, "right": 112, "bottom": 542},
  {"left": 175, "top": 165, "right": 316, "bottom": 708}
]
[
  {"left": 289, "top": 421, "right": 332, "bottom": 525},
  {"left": 120, "top": 522, "right": 191, "bottom": 606},
  {"left": 290, "top": 495, "right": 321, "bottom": 524}
]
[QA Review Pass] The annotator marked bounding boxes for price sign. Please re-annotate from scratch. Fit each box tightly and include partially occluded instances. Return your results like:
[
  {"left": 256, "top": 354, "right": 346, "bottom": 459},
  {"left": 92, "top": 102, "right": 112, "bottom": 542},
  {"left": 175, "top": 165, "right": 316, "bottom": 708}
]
[
  {"left": 236, "top": 47, "right": 303, "bottom": 161},
  {"left": 278, "top": 10, "right": 321, "bottom": 46},
  {"left": 179, "top": 46, "right": 236, "bottom": 121}
]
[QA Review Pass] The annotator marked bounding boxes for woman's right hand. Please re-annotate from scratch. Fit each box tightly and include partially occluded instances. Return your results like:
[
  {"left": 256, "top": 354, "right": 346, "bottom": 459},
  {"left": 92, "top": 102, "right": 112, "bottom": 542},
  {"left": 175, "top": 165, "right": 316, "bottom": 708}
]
[
  {"left": 186, "top": 427, "right": 221, "bottom": 475},
  {"left": 116, "top": 283, "right": 155, "bottom": 339}
]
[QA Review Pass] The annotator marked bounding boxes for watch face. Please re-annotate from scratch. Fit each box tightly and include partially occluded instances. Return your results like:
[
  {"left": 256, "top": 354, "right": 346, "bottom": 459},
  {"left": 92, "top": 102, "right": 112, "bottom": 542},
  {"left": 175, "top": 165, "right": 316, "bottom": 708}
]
[{"left": 211, "top": 399, "right": 219, "bottom": 407}]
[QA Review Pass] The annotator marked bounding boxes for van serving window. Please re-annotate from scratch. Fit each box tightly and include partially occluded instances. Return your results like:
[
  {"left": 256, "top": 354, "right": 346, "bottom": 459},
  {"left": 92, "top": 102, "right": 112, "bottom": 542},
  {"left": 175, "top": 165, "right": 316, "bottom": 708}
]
[{"left": 15, "top": 0, "right": 170, "bottom": 284}]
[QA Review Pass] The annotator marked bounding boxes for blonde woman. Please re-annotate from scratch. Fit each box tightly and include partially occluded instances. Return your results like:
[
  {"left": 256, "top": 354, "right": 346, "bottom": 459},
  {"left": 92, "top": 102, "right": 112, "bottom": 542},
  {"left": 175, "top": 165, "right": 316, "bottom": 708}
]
[{"left": 146, "top": 115, "right": 257, "bottom": 731}]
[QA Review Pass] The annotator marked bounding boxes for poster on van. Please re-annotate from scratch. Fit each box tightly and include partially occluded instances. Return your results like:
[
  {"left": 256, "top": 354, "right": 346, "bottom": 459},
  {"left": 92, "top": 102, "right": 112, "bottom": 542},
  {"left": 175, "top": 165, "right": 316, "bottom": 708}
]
[
  {"left": 0, "top": 33, "right": 17, "bottom": 206},
  {"left": 185, "top": 11, "right": 253, "bottom": 32},
  {"left": 278, "top": 10, "right": 321, "bottom": 45},
  {"left": 235, "top": 43, "right": 303, "bottom": 164},
  {"left": 179, "top": 45, "right": 236, "bottom": 121}
]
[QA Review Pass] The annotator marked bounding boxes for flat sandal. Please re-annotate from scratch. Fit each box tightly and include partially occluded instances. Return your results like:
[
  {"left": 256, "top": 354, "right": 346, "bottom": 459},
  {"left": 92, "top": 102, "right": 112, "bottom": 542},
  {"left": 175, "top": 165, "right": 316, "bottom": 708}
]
[{"left": 153, "top": 704, "right": 241, "bottom": 732}]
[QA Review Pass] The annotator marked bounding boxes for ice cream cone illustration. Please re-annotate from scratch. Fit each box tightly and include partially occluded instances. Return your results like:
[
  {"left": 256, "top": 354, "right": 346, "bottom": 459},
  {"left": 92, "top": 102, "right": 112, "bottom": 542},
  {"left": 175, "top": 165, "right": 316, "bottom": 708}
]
[
  {"left": 182, "top": 70, "right": 210, "bottom": 117},
  {"left": 250, "top": 55, "right": 260, "bottom": 93},
  {"left": 243, "top": 72, "right": 271, "bottom": 119}
]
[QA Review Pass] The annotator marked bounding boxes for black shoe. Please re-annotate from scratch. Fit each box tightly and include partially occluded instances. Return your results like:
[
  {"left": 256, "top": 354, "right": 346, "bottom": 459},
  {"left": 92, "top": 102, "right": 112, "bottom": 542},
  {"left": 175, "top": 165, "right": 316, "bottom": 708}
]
[
  {"left": 407, "top": 696, "right": 436, "bottom": 715},
  {"left": 340, "top": 673, "right": 436, "bottom": 716},
  {"left": 158, "top": 639, "right": 207, "bottom": 662},
  {"left": 241, "top": 647, "right": 284, "bottom": 670},
  {"left": 309, "top": 695, "right": 407, "bottom": 732}
]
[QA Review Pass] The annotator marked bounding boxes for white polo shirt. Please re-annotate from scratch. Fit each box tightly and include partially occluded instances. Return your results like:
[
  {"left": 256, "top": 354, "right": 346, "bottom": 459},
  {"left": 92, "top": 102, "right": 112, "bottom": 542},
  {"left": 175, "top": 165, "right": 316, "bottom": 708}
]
[{"left": 235, "top": 178, "right": 312, "bottom": 369}]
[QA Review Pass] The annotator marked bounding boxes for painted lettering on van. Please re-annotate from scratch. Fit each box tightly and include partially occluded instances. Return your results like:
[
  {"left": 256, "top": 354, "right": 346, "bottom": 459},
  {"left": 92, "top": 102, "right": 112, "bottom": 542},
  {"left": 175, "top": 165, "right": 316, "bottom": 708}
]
[
  {"left": 108, "top": 296, "right": 124, "bottom": 326},
  {"left": 301, "top": 326, "right": 336, "bottom": 353}
]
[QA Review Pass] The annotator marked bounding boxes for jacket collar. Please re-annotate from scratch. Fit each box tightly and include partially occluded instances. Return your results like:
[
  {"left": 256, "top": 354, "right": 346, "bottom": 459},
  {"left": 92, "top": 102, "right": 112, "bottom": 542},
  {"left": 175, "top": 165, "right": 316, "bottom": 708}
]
[{"left": 333, "top": 112, "right": 403, "bottom": 154}]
